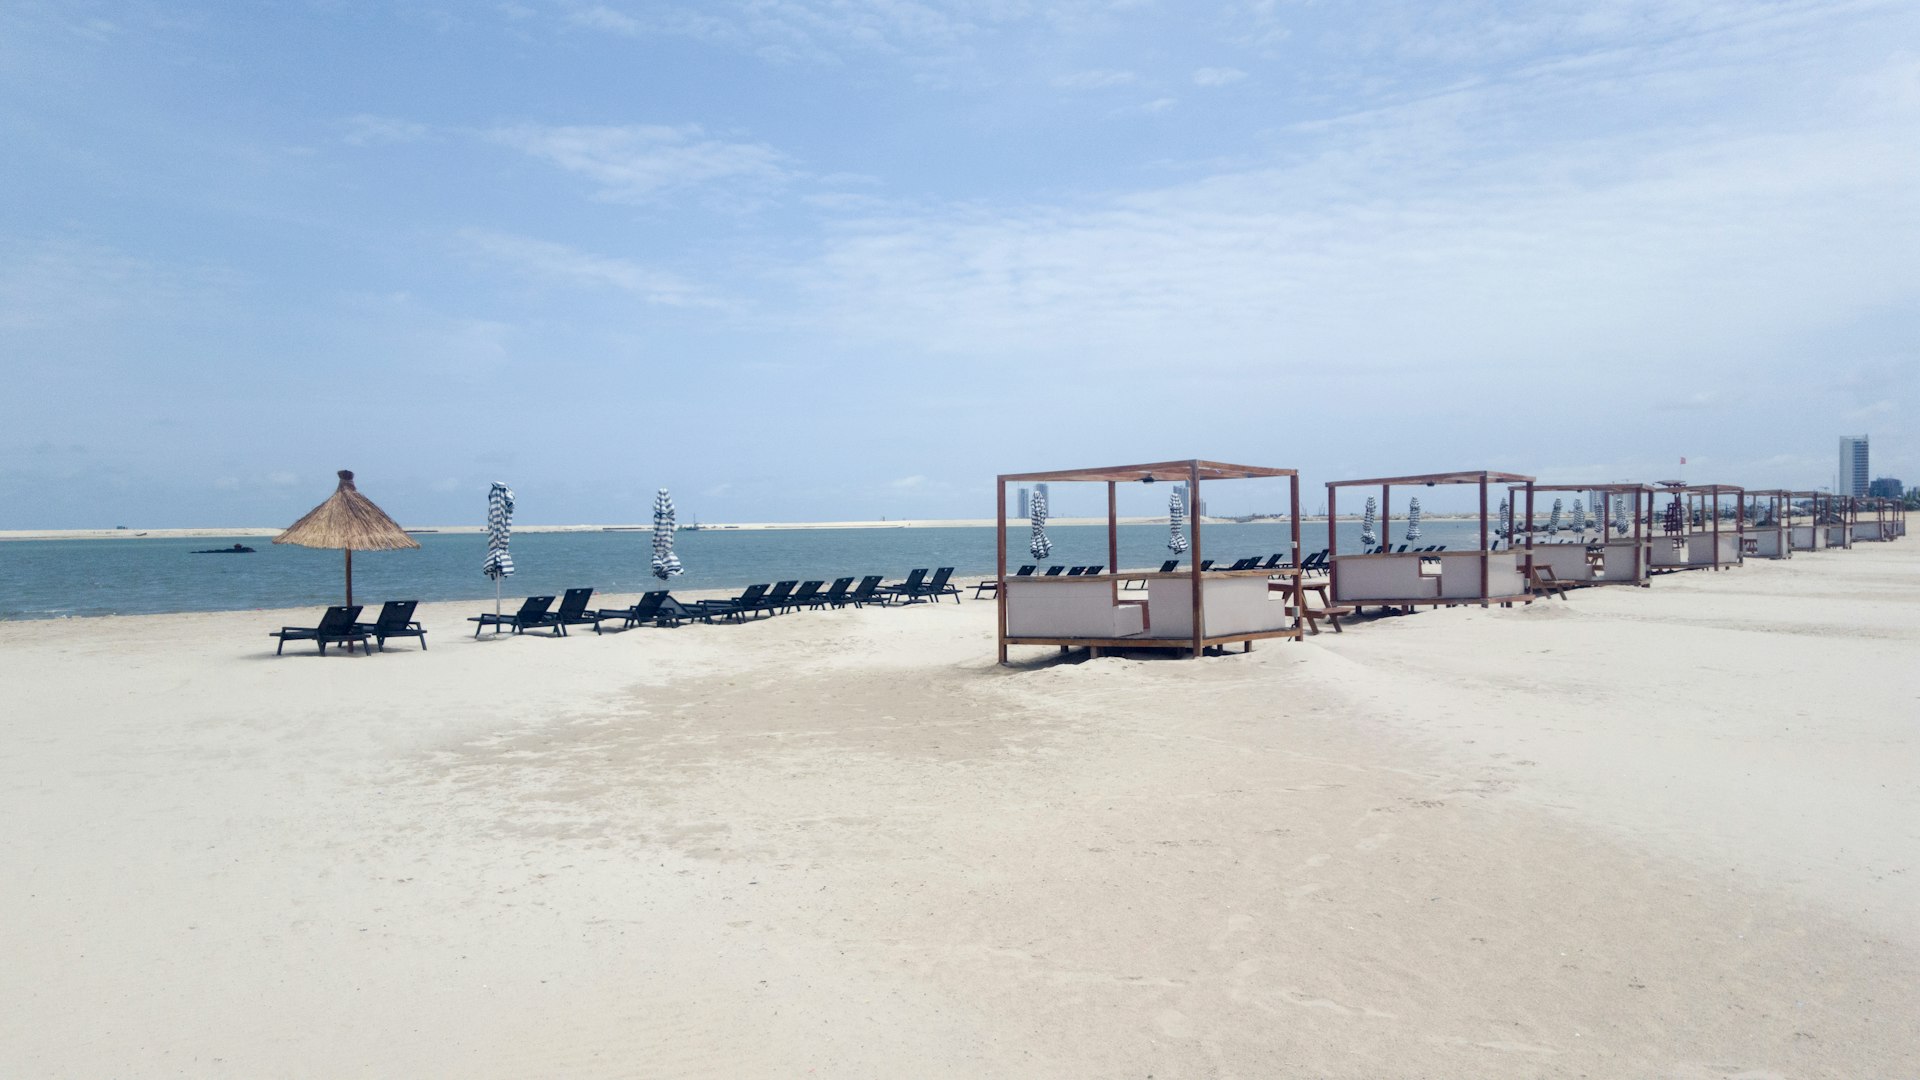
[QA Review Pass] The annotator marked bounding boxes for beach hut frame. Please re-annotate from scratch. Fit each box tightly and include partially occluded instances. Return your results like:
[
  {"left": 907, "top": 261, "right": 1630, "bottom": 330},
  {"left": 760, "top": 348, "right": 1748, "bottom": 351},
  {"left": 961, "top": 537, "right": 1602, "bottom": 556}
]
[
  {"left": 1648, "top": 482, "right": 1745, "bottom": 572},
  {"left": 1787, "top": 491, "right": 1840, "bottom": 551},
  {"left": 1850, "top": 496, "right": 1903, "bottom": 542},
  {"left": 1326, "top": 470, "right": 1535, "bottom": 609},
  {"left": 1513, "top": 482, "right": 1656, "bottom": 586},
  {"left": 994, "top": 460, "right": 1303, "bottom": 663},
  {"left": 1741, "top": 489, "right": 1793, "bottom": 559}
]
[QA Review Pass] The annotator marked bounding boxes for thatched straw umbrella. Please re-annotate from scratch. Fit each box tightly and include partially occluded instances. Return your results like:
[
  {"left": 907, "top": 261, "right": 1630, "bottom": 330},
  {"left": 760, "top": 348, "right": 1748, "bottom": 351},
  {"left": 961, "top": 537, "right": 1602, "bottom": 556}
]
[{"left": 274, "top": 470, "right": 419, "bottom": 609}]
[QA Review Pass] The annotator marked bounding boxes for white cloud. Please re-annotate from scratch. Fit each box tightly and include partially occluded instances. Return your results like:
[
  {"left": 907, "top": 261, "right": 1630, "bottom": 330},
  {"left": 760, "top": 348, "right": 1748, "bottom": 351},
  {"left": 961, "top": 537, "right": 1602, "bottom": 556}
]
[
  {"left": 1192, "top": 66, "right": 1246, "bottom": 87},
  {"left": 1053, "top": 68, "right": 1137, "bottom": 90},
  {"left": 889, "top": 474, "right": 927, "bottom": 488},
  {"left": 489, "top": 123, "right": 790, "bottom": 204},
  {"left": 458, "top": 229, "right": 714, "bottom": 306}
]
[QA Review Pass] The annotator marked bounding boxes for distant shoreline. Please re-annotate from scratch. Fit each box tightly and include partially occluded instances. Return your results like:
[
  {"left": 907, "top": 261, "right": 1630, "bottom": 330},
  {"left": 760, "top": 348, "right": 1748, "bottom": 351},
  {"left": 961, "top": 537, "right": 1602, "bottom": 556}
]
[{"left": 0, "top": 514, "right": 1495, "bottom": 542}]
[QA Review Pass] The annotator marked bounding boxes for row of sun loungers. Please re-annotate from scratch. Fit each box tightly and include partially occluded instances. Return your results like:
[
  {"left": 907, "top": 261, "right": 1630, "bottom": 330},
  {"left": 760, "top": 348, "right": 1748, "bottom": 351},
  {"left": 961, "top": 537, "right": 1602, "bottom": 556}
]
[{"left": 270, "top": 569, "right": 966, "bottom": 654}]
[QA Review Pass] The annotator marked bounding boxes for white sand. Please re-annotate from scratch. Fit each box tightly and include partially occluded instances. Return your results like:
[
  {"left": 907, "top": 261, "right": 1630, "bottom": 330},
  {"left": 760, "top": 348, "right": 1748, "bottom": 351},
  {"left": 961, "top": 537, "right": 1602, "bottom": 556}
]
[{"left": 2, "top": 545, "right": 1916, "bottom": 1077}]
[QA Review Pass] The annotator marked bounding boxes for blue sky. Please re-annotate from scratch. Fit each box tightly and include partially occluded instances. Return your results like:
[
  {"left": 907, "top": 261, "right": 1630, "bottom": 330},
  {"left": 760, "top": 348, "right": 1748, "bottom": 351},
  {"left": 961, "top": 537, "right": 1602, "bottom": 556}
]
[{"left": 3, "top": 0, "right": 1915, "bottom": 526}]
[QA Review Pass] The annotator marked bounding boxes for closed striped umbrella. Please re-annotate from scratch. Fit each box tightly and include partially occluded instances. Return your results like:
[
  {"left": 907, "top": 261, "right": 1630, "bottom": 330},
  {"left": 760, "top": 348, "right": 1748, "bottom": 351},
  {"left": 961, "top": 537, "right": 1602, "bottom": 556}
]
[
  {"left": 652, "top": 488, "right": 684, "bottom": 579},
  {"left": 1570, "top": 498, "right": 1586, "bottom": 538},
  {"left": 1548, "top": 498, "right": 1564, "bottom": 533},
  {"left": 482, "top": 481, "right": 514, "bottom": 617},
  {"left": 483, "top": 482, "right": 515, "bottom": 580},
  {"left": 1360, "top": 496, "right": 1378, "bottom": 548},
  {"left": 1497, "top": 497, "right": 1511, "bottom": 540},
  {"left": 1029, "top": 486, "right": 1052, "bottom": 561},
  {"left": 1610, "top": 495, "right": 1627, "bottom": 535},
  {"left": 1167, "top": 487, "right": 1189, "bottom": 554},
  {"left": 1404, "top": 497, "right": 1422, "bottom": 543}
]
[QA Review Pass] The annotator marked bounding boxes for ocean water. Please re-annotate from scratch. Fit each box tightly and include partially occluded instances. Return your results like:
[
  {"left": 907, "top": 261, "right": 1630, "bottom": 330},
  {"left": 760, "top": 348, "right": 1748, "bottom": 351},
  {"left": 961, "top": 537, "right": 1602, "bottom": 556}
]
[{"left": 0, "top": 519, "right": 1499, "bottom": 619}]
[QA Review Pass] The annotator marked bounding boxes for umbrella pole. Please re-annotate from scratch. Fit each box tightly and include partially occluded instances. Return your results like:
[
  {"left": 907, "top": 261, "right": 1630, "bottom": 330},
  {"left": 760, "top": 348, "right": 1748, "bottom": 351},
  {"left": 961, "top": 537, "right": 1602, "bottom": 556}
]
[{"left": 345, "top": 548, "right": 355, "bottom": 653}]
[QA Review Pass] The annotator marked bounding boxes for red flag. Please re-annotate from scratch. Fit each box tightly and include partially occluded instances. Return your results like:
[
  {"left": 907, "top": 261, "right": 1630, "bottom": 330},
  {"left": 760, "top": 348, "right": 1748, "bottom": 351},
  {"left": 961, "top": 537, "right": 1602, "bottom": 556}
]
[{"left": 1680, "top": 456, "right": 1687, "bottom": 465}]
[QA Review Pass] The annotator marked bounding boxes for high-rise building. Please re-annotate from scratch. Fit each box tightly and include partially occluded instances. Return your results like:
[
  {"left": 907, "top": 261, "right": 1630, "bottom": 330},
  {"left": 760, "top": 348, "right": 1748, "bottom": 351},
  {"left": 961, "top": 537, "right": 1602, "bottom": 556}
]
[
  {"left": 1867, "top": 477, "right": 1904, "bottom": 499},
  {"left": 1838, "top": 435, "right": 1869, "bottom": 496},
  {"left": 1016, "top": 487, "right": 1029, "bottom": 518}
]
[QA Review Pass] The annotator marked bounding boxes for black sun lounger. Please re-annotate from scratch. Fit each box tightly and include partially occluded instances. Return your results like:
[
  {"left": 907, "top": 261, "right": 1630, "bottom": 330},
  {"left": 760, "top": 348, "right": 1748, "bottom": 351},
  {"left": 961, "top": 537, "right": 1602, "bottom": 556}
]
[
  {"left": 548, "top": 587, "right": 602, "bottom": 635},
  {"left": 694, "top": 583, "right": 768, "bottom": 622},
  {"left": 842, "top": 575, "right": 886, "bottom": 607},
  {"left": 469, "top": 595, "right": 556, "bottom": 637},
  {"left": 880, "top": 568, "right": 927, "bottom": 602},
  {"left": 597, "top": 591, "right": 683, "bottom": 628},
  {"left": 783, "top": 580, "right": 825, "bottom": 612},
  {"left": 816, "top": 577, "right": 856, "bottom": 607},
  {"left": 355, "top": 600, "right": 427, "bottom": 651},
  {"left": 271, "top": 605, "right": 370, "bottom": 655},
  {"left": 976, "top": 565, "right": 1034, "bottom": 599}
]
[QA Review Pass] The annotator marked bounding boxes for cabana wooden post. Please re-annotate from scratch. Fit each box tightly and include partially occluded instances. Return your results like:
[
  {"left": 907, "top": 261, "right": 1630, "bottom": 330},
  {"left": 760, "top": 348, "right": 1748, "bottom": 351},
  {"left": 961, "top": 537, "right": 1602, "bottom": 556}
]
[
  {"left": 1514, "top": 482, "right": 1655, "bottom": 586},
  {"left": 994, "top": 460, "right": 1303, "bottom": 663},
  {"left": 1326, "top": 470, "right": 1535, "bottom": 610},
  {"left": 1648, "top": 482, "right": 1744, "bottom": 572},
  {"left": 1741, "top": 489, "right": 1793, "bottom": 559}
]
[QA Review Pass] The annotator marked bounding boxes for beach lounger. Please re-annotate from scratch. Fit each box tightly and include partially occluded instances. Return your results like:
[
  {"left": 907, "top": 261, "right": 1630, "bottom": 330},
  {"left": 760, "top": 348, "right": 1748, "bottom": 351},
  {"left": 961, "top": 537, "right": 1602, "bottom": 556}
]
[
  {"left": 897, "top": 567, "right": 959, "bottom": 603},
  {"left": 1199, "top": 560, "right": 1215, "bottom": 571},
  {"left": 817, "top": 577, "right": 856, "bottom": 607},
  {"left": 1083, "top": 565, "right": 1103, "bottom": 575},
  {"left": 880, "top": 568, "right": 927, "bottom": 602},
  {"left": 694, "top": 583, "right": 769, "bottom": 622},
  {"left": 355, "top": 600, "right": 427, "bottom": 651},
  {"left": 843, "top": 575, "right": 886, "bottom": 607},
  {"left": 469, "top": 595, "right": 558, "bottom": 637},
  {"left": 271, "top": 605, "right": 370, "bottom": 655},
  {"left": 975, "top": 565, "right": 1034, "bottom": 599},
  {"left": 549, "top": 587, "right": 602, "bottom": 635},
  {"left": 1066, "top": 566, "right": 1087, "bottom": 576},
  {"left": 752, "top": 580, "right": 798, "bottom": 616},
  {"left": 1258, "top": 554, "right": 1285, "bottom": 571},
  {"left": 596, "top": 591, "right": 681, "bottom": 629},
  {"left": 782, "top": 580, "right": 824, "bottom": 612},
  {"left": 1123, "top": 560, "right": 1179, "bottom": 590},
  {"left": 1044, "top": 566, "right": 1066, "bottom": 576}
]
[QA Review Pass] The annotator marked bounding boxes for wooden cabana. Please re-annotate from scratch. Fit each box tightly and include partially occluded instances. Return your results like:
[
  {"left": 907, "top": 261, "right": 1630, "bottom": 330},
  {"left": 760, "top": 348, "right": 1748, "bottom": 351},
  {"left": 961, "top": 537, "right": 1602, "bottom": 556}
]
[
  {"left": 995, "top": 460, "right": 1303, "bottom": 663},
  {"left": 1514, "top": 482, "right": 1655, "bottom": 586},
  {"left": 1326, "top": 470, "right": 1534, "bottom": 609},
  {"left": 1851, "top": 496, "right": 1904, "bottom": 542},
  {"left": 1742, "top": 489, "right": 1793, "bottom": 559},
  {"left": 1787, "top": 491, "right": 1836, "bottom": 552},
  {"left": 1647, "top": 482, "right": 1744, "bottom": 572}
]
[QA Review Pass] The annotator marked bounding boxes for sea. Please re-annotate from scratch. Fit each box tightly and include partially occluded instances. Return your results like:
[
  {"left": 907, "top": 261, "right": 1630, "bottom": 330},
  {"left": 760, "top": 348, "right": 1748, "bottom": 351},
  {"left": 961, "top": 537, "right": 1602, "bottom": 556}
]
[{"left": 0, "top": 520, "right": 1499, "bottom": 619}]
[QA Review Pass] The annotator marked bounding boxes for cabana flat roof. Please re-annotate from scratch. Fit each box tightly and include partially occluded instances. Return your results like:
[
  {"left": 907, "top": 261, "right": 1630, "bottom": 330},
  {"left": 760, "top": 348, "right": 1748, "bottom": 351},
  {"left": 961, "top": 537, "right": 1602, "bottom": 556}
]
[
  {"left": 1523, "top": 481, "right": 1652, "bottom": 493},
  {"left": 1655, "top": 481, "right": 1743, "bottom": 492},
  {"left": 999, "top": 459, "right": 1296, "bottom": 483},
  {"left": 1328, "top": 469, "right": 1533, "bottom": 488}
]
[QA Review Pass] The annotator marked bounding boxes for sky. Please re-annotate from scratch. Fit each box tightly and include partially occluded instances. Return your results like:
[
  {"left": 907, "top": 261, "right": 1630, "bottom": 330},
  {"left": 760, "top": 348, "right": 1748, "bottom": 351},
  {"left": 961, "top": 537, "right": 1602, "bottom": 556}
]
[{"left": 2, "top": 0, "right": 1916, "bottom": 526}]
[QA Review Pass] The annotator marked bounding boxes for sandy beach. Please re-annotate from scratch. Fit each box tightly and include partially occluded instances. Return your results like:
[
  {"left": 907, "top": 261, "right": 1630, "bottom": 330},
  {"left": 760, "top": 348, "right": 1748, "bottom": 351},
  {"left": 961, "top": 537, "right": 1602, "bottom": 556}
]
[{"left": 3, "top": 545, "right": 1916, "bottom": 1077}]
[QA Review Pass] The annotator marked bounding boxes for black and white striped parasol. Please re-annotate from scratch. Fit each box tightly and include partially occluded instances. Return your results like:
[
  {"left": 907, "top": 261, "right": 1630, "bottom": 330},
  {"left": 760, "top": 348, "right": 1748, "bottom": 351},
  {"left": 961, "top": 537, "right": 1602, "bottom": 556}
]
[
  {"left": 1167, "top": 487, "right": 1188, "bottom": 554},
  {"left": 1405, "top": 497, "right": 1422, "bottom": 543},
  {"left": 1029, "top": 487, "right": 1053, "bottom": 561},
  {"left": 652, "top": 488, "right": 684, "bottom": 579},
  {"left": 483, "top": 482, "right": 515, "bottom": 580},
  {"left": 1361, "top": 496, "right": 1378, "bottom": 548}
]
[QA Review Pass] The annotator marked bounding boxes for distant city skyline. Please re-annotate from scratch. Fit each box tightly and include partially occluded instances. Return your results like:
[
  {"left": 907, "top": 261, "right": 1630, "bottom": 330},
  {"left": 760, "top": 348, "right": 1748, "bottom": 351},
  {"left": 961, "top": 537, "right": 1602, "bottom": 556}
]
[{"left": 2, "top": 3, "right": 1915, "bottom": 528}]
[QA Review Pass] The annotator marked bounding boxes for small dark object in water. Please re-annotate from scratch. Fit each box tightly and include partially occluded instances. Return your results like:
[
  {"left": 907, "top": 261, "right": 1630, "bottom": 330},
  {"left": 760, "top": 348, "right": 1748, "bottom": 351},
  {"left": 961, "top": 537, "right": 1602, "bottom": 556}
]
[{"left": 194, "top": 543, "right": 256, "bottom": 554}]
